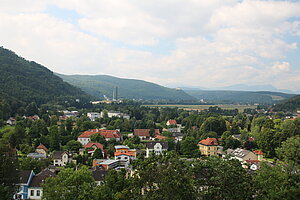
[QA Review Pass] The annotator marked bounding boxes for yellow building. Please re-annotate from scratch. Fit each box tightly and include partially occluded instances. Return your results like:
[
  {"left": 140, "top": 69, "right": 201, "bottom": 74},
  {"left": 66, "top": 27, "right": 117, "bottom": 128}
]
[{"left": 198, "top": 138, "right": 218, "bottom": 156}]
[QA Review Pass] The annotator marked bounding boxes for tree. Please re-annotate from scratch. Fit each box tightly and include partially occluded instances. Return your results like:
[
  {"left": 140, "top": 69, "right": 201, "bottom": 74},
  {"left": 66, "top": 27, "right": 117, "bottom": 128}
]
[
  {"left": 49, "top": 125, "right": 60, "bottom": 151},
  {"left": 66, "top": 140, "right": 82, "bottom": 152},
  {"left": 92, "top": 148, "right": 103, "bottom": 159},
  {"left": 90, "top": 134, "right": 107, "bottom": 147},
  {"left": 180, "top": 136, "right": 201, "bottom": 158},
  {"left": 200, "top": 116, "right": 227, "bottom": 136},
  {"left": 0, "top": 141, "right": 19, "bottom": 199},
  {"left": 276, "top": 135, "right": 300, "bottom": 165},
  {"left": 42, "top": 167, "right": 95, "bottom": 200}
]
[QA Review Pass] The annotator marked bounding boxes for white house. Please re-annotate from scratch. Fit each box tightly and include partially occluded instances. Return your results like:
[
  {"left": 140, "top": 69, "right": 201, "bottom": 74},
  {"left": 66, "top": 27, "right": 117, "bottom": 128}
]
[
  {"left": 87, "top": 112, "right": 100, "bottom": 121},
  {"left": 101, "top": 111, "right": 130, "bottom": 119},
  {"left": 53, "top": 151, "right": 73, "bottom": 166},
  {"left": 78, "top": 129, "right": 121, "bottom": 145},
  {"left": 27, "top": 169, "right": 56, "bottom": 200},
  {"left": 145, "top": 141, "right": 168, "bottom": 158},
  {"left": 226, "top": 148, "right": 258, "bottom": 162}
]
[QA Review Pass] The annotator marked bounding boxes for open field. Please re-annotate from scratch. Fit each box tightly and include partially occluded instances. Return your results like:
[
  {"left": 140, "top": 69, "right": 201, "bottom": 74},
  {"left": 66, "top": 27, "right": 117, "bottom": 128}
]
[{"left": 143, "top": 104, "right": 257, "bottom": 112}]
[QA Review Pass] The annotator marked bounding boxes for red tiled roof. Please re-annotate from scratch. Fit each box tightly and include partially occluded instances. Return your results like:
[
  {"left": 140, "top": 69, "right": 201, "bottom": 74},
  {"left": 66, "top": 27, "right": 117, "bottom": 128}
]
[
  {"left": 253, "top": 150, "right": 263, "bottom": 155},
  {"left": 114, "top": 151, "right": 136, "bottom": 157},
  {"left": 134, "top": 129, "right": 160, "bottom": 137},
  {"left": 155, "top": 134, "right": 168, "bottom": 140},
  {"left": 78, "top": 129, "right": 120, "bottom": 139},
  {"left": 248, "top": 137, "right": 255, "bottom": 141},
  {"left": 245, "top": 160, "right": 260, "bottom": 164},
  {"left": 84, "top": 143, "right": 104, "bottom": 151},
  {"left": 199, "top": 138, "right": 218, "bottom": 146},
  {"left": 36, "top": 144, "right": 48, "bottom": 152},
  {"left": 167, "top": 120, "right": 177, "bottom": 125}
]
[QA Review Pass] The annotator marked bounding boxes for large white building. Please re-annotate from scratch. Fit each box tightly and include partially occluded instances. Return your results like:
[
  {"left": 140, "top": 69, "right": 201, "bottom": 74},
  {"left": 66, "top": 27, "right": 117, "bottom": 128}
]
[
  {"left": 145, "top": 141, "right": 168, "bottom": 158},
  {"left": 87, "top": 112, "right": 101, "bottom": 121}
]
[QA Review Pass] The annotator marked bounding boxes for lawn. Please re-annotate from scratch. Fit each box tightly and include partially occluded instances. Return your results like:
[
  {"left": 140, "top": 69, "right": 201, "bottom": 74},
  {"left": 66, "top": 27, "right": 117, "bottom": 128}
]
[{"left": 143, "top": 104, "right": 257, "bottom": 112}]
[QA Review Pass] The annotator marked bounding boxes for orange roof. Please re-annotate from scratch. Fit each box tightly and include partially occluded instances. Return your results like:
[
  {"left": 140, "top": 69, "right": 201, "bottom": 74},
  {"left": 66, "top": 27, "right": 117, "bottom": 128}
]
[
  {"left": 155, "top": 134, "right": 168, "bottom": 140},
  {"left": 167, "top": 120, "right": 177, "bottom": 125},
  {"left": 114, "top": 151, "right": 136, "bottom": 157},
  {"left": 36, "top": 144, "right": 48, "bottom": 152},
  {"left": 134, "top": 129, "right": 160, "bottom": 137},
  {"left": 84, "top": 143, "right": 104, "bottom": 151},
  {"left": 245, "top": 160, "right": 260, "bottom": 164},
  {"left": 199, "top": 138, "right": 218, "bottom": 146},
  {"left": 78, "top": 129, "right": 120, "bottom": 139},
  {"left": 253, "top": 150, "right": 263, "bottom": 155}
]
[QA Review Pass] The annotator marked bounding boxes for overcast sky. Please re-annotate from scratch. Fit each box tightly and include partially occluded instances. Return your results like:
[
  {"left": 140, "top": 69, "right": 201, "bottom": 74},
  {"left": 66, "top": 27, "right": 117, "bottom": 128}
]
[{"left": 1, "top": 0, "right": 300, "bottom": 90}]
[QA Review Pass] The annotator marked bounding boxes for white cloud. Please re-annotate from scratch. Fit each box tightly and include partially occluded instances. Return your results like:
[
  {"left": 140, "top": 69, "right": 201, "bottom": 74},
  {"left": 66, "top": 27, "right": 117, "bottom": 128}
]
[{"left": 0, "top": 0, "right": 300, "bottom": 91}]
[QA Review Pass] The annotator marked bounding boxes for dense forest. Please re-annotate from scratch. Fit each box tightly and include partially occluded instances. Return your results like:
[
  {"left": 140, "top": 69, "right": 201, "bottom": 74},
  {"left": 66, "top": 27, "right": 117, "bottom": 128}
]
[
  {"left": 273, "top": 95, "right": 300, "bottom": 112},
  {"left": 0, "top": 47, "right": 91, "bottom": 119},
  {"left": 57, "top": 74, "right": 195, "bottom": 101}
]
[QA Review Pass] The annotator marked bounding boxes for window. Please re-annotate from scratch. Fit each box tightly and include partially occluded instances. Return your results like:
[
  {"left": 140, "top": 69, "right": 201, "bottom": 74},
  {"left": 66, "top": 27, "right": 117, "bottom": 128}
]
[
  {"left": 37, "top": 190, "right": 40, "bottom": 196},
  {"left": 30, "top": 190, "right": 34, "bottom": 196}
]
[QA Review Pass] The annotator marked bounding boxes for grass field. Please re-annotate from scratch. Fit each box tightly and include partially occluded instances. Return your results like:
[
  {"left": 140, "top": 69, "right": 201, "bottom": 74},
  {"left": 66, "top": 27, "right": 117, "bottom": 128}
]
[{"left": 143, "top": 104, "right": 257, "bottom": 112}]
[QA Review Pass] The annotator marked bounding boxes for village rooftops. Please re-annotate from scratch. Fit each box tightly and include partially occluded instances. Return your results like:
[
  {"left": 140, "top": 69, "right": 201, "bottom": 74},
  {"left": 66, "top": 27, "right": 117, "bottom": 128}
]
[
  {"left": 114, "top": 145, "right": 130, "bottom": 150},
  {"left": 19, "top": 170, "right": 33, "bottom": 184},
  {"left": 29, "top": 169, "right": 56, "bottom": 187},
  {"left": 84, "top": 143, "right": 104, "bottom": 151},
  {"left": 199, "top": 138, "right": 218, "bottom": 146},
  {"left": 167, "top": 119, "right": 177, "bottom": 125},
  {"left": 78, "top": 129, "right": 120, "bottom": 139},
  {"left": 227, "top": 148, "right": 252, "bottom": 158},
  {"left": 36, "top": 144, "right": 48, "bottom": 152},
  {"left": 146, "top": 141, "right": 168, "bottom": 149},
  {"left": 133, "top": 129, "right": 160, "bottom": 136}
]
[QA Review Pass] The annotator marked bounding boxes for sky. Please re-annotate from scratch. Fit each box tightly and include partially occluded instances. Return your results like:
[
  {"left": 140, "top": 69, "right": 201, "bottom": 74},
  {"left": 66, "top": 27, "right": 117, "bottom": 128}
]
[{"left": 1, "top": 0, "right": 300, "bottom": 91}]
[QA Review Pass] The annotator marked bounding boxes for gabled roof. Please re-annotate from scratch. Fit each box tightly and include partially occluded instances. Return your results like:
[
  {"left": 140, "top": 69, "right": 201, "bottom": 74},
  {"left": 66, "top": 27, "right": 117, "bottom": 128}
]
[
  {"left": 115, "top": 145, "right": 130, "bottom": 150},
  {"left": 84, "top": 143, "right": 104, "bottom": 151},
  {"left": 29, "top": 169, "right": 56, "bottom": 187},
  {"left": 155, "top": 134, "right": 168, "bottom": 140},
  {"left": 227, "top": 148, "right": 253, "bottom": 158},
  {"left": 167, "top": 120, "right": 177, "bottom": 125},
  {"left": 199, "top": 138, "right": 218, "bottom": 146},
  {"left": 253, "top": 150, "right": 263, "bottom": 155},
  {"left": 19, "top": 170, "right": 33, "bottom": 184},
  {"left": 36, "top": 144, "right": 48, "bottom": 152},
  {"left": 134, "top": 129, "right": 160, "bottom": 137},
  {"left": 146, "top": 141, "right": 168, "bottom": 149},
  {"left": 52, "top": 151, "right": 66, "bottom": 159},
  {"left": 114, "top": 151, "right": 136, "bottom": 157},
  {"left": 78, "top": 129, "right": 120, "bottom": 139}
]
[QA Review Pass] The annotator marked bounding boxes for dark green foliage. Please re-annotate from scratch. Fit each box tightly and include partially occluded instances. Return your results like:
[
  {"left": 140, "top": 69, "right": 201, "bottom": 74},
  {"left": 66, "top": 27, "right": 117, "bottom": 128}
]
[
  {"left": 66, "top": 140, "right": 82, "bottom": 152},
  {"left": 19, "top": 157, "right": 51, "bottom": 174},
  {"left": 200, "top": 116, "right": 227, "bottom": 136},
  {"left": 92, "top": 148, "right": 103, "bottom": 159},
  {"left": 0, "top": 141, "right": 19, "bottom": 200},
  {"left": 273, "top": 95, "right": 300, "bottom": 112},
  {"left": 180, "top": 136, "right": 201, "bottom": 158},
  {"left": 57, "top": 74, "right": 195, "bottom": 101},
  {"left": 0, "top": 47, "right": 90, "bottom": 110}
]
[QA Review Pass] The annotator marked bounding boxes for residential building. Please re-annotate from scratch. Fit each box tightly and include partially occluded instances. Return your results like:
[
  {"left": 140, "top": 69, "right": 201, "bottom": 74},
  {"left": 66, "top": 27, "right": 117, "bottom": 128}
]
[
  {"left": 27, "top": 153, "right": 46, "bottom": 159},
  {"left": 90, "top": 166, "right": 108, "bottom": 186},
  {"left": 14, "top": 170, "right": 34, "bottom": 199},
  {"left": 114, "top": 145, "right": 136, "bottom": 168},
  {"left": 166, "top": 119, "right": 177, "bottom": 126},
  {"left": 83, "top": 142, "right": 104, "bottom": 157},
  {"left": 92, "top": 159, "right": 120, "bottom": 170},
  {"left": 198, "top": 138, "right": 219, "bottom": 156},
  {"left": 133, "top": 129, "right": 160, "bottom": 140},
  {"left": 145, "top": 141, "right": 168, "bottom": 157},
  {"left": 87, "top": 112, "right": 100, "bottom": 121},
  {"left": 226, "top": 148, "right": 258, "bottom": 162},
  {"left": 101, "top": 111, "right": 130, "bottom": 119},
  {"left": 27, "top": 169, "right": 56, "bottom": 200},
  {"left": 253, "top": 150, "right": 264, "bottom": 161},
  {"left": 6, "top": 117, "right": 16, "bottom": 126},
  {"left": 35, "top": 144, "right": 48, "bottom": 156},
  {"left": 53, "top": 151, "right": 73, "bottom": 167},
  {"left": 77, "top": 129, "right": 121, "bottom": 145}
]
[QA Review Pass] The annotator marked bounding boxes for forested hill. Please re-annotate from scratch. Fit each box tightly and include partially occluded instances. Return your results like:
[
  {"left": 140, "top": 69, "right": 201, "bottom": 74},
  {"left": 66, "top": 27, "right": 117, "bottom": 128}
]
[
  {"left": 57, "top": 74, "right": 195, "bottom": 101},
  {"left": 0, "top": 47, "right": 89, "bottom": 105},
  {"left": 273, "top": 95, "right": 300, "bottom": 112},
  {"left": 185, "top": 90, "right": 296, "bottom": 105}
]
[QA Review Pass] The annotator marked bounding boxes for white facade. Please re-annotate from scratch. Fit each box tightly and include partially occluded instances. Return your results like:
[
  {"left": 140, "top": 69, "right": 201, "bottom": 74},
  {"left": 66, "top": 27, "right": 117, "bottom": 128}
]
[
  {"left": 53, "top": 152, "right": 72, "bottom": 167},
  {"left": 78, "top": 137, "right": 91, "bottom": 145},
  {"left": 28, "top": 188, "right": 42, "bottom": 200},
  {"left": 87, "top": 112, "right": 100, "bottom": 121},
  {"left": 146, "top": 143, "right": 167, "bottom": 158},
  {"left": 101, "top": 111, "right": 130, "bottom": 119}
]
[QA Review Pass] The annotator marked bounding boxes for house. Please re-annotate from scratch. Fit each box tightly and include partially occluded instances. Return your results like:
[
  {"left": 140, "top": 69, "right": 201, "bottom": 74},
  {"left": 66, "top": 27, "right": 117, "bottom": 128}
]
[
  {"left": 253, "top": 150, "right": 264, "bottom": 161},
  {"left": 133, "top": 129, "right": 160, "bottom": 140},
  {"left": 27, "top": 153, "right": 47, "bottom": 159},
  {"left": 114, "top": 145, "right": 136, "bottom": 168},
  {"left": 87, "top": 112, "right": 100, "bottom": 121},
  {"left": 92, "top": 159, "right": 120, "bottom": 170},
  {"left": 198, "top": 138, "right": 219, "bottom": 156},
  {"left": 90, "top": 166, "right": 108, "bottom": 186},
  {"left": 27, "top": 169, "right": 56, "bottom": 200},
  {"left": 145, "top": 141, "right": 168, "bottom": 157},
  {"left": 14, "top": 170, "right": 35, "bottom": 199},
  {"left": 6, "top": 117, "right": 16, "bottom": 126},
  {"left": 226, "top": 148, "right": 258, "bottom": 162},
  {"left": 244, "top": 160, "right": 261, "bottom": 171},
  {"left": 166, "top": 119, "right": 177, "bottom": 126},
  {"left": 83, "top": 142, "right": 104, "bottom": 157},
  {"left": 77, "top": 129, "right": 121, "bottom": 145},
  {"left": 52, "top": 151, "right": 73, "bottom": 166},
  {"left": 101, "top": 111, "right": 130, "bottom": 119},
  {"left": 35, "top": 144, "right": 48, "bottom": 156}
]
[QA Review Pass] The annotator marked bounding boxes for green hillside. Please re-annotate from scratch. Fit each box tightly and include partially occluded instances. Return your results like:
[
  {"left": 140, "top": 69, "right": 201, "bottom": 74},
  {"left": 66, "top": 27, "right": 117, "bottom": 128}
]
[
  {"left": 0, "top": 47, "right": 89, "bottom": 105},
  {"left": 273, "top": 95, "right": 300, "bottom": 112},
  {"left": 57, "top": 74, "right": 195, "bottom": 101},
  {"left": 185, "top": 90, "right": 296, "bottom": 104}
]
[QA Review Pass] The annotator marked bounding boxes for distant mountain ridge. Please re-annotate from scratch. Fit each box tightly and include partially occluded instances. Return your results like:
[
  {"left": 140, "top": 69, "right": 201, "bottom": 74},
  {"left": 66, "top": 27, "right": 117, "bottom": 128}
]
[
  {"left": 56, "top": 74, "right": 195, "bottom": 101},
  {"left": 273, "top": 95, "right": 300, "bottom": 112},
  {"left": 0, "top": 47, "right": 89, "bottom": 105}
]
